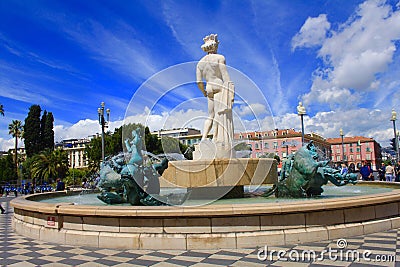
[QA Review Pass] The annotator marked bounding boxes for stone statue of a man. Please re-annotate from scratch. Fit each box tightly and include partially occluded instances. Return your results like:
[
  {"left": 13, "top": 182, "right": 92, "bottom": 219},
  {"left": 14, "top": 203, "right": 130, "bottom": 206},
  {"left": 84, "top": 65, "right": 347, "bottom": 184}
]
[{"left": 196, "top": 34, "right": 234, "bottom": 148}]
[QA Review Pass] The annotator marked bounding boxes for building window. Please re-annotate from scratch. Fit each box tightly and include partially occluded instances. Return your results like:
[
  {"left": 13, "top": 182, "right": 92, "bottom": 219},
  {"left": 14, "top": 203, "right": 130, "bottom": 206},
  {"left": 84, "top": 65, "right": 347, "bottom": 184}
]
[
  {"left": 366, "top": 147, "right": 371, "bottom": 152},
  {"left": 264, "top": 142, "right": 269, "bottom": 149},
  {"left": 255, "top": 143, "right": 259, "bottom": 149},
  {"left": 350, "top": 148, "right": 353, "bottom": 153},
  {"left": 356, "top": 147, "right": 361, "bottom": 152},
  {"left": 366, "top": 154, "right": 371, "bottom": 160},
  {"left": 343, "top": 147, "right": 347, "bottom": 152},
  {"left": 336, "top": 149, "right": 340, "bottom": 153},
  {"left": 336, "top": 156, "right": 341, "bottom": 161},
  {"left": 349, "top": 143, "right": 353, "bottom": 147},
  {"left": 356, "top": 154, "right": 360, "bottom": 160},
  {"left": 350, "top": 155, "right": 354, "bottom": 160},
  {"left": 273, "top": 142, "right": 278, "bottom": 149}
]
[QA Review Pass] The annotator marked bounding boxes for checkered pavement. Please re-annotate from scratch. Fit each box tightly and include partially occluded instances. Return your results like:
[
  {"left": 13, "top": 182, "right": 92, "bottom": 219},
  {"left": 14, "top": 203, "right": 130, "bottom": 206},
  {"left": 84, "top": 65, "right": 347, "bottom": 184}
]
[{"left": 1, "top": 196, "right": 399, "bottom": 266}]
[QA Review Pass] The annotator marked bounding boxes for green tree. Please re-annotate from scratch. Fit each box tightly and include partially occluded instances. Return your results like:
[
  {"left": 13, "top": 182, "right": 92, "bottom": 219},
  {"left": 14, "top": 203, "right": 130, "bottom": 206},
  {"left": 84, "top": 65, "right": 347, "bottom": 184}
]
[
  {"left": 21, "top": 157, "right": 34, "bottom": 181},
  {"left": 31, "top": 149, "right": 69, "bottom": 184},
  {"left": 85, "top": 136, "right": 102, "bottom": 172},
  {"left": 234, "top": 142, "right": 251, "bottom": 151},
  {"left": 8, "top": 120, "right": 23, "bottom": 176},
  {"left": 24, "top": 105, "right": 42, "bottom": 157},
  {"left": 64, "top": 168, "right": 90, "bottom": 186},
  {"left": 160, "top": 137, "right": 180, "bottom": 154},
  {"left": 0, "top": 153, "right": 16, "bottom": 183},
  {"left": 144, "top": 126, "right": 162, "bottom": 154},
  {"left": 43, "top": 111, "right": 54, "bottom": 150},
  {"left": 0, "top": 103, "right": 4, "bottom": 116}
]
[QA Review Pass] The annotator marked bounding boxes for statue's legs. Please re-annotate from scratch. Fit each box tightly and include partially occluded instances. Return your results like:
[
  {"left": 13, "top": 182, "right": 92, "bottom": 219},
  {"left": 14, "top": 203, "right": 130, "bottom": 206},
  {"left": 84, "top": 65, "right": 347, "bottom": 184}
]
[{"left": 202, "top": 95, "right": 215, "bottom": 140}]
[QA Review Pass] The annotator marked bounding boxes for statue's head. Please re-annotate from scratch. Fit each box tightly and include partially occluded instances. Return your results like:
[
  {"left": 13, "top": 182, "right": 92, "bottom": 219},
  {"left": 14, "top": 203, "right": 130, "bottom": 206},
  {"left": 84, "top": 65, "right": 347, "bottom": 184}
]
[{"left": 201, "top": 34, "right": 219, "bottom": 53}]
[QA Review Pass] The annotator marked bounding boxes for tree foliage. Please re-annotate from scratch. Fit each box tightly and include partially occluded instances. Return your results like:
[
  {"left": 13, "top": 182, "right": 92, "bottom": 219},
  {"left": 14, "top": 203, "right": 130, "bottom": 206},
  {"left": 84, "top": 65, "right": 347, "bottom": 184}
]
[
  {"left": 42, "top": 111, "right": 54, "bottom": 150},
  {"left": 31, "top": 149, "right": 69, "bottom": 184},
  {"left": 8, "top": 120, "right": 23, "bottom": 175},
  {"left": 234, "top": 142, "right": 251, "bottom": 151},
  {"left": 24, "top": 105, "right": 54, "bottom": 157},
  {"left": 144, "top": 126, "right": 162, "bottom": 154},
  {"left": 24, "top": 105, "right": 42, "bottom": 157},
  {"left": 0, "top": 153, "right": 16, "bottom": 183},
  {"left": 64, "top": 168, "right": 91, "bottom": 186}
]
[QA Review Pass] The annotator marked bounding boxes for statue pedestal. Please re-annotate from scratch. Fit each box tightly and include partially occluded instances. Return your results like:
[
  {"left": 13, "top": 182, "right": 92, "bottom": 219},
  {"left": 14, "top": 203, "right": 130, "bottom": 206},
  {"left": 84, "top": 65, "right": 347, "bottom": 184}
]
[
  {"left": 192, "top": 140, "right": 236, "bottom": 160},
  {"left": 160, "top": 158, "right": 278, "bottom": 199}
]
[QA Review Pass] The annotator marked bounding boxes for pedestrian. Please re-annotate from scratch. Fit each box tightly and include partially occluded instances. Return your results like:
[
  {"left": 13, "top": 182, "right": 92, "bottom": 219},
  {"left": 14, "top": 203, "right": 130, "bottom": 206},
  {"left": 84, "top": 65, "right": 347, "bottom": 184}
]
[
  {"left": 395, "top": 161, "right": 400, "bottom": 182},
  {"left": 385, "top": 162, "right": 395, "bottom": 182},
  {"left": 348, "top": 163, "right": 356, "bottom": 173},
  {"left": 378, "top": 162, "right": 386, "bottom": 181},
  {"left": 340, "top": 163, "right": 348, "bottom": 176},
  {"left": 360, "top": 162, "right": 372, "bottom": 181},
  {"left": 55, "top": 178, "right": 65, "bottom": 191}
]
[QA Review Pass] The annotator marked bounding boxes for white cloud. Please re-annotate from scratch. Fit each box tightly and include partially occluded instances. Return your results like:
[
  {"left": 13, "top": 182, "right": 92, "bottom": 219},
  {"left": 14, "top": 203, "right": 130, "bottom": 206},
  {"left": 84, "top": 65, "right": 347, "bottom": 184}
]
[
  {"left": 291, "top": 14, "right": 330, "bottom": 51},
  {"left": 294, "top": 0, "right": 400, "bottom": 106},
  {"left": 234, "top": 103, "right": 268, "bottom": 117},
  {"left": 0, "top": 138, "right": 17, "bottom": 151},
  {"left": 274, "top": 108, "right": 395, "bottom": 147}
]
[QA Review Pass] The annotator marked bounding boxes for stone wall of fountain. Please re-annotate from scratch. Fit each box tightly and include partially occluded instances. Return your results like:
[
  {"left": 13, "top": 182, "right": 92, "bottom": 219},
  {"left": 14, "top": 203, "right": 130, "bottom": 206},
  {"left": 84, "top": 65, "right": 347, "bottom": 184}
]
[{"left": 11, "top": 182, "right": 400, "bottom": 250}]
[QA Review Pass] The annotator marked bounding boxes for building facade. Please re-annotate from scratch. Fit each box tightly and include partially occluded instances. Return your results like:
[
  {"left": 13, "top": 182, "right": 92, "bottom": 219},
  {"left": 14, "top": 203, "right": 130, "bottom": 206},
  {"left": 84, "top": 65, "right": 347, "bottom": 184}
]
[
  {"left": 326, "top": 136, "right": 381, "bottom": 170},
  {"left": 55, "top": 138, "right": 91, "bottom": 169},
  {"left": 151, "top": 128, "right": 206, "bottom": 146},
  {"left": 234, "top": 129, "right": 331, "bottom": 162}
]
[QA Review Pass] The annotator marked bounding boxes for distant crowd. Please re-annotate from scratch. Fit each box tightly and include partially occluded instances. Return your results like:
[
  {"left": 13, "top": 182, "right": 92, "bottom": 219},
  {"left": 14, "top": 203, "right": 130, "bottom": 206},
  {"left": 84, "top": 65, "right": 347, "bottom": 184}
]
[
  {"left": 0, "top": 183, "right": 54, "bottom": 197},
  {"left": 335, "top": 161, "right": 400, "bottom": 182},
  {"left": 377, "top": 161, "right": 400, "bottom": 182}
]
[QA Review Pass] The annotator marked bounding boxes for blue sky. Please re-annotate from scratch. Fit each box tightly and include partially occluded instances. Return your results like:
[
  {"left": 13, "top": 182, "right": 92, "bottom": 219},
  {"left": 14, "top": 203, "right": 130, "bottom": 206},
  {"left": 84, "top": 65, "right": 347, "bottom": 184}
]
[{"left": 0, "top": 0, "right": 400, "bottom": 150}]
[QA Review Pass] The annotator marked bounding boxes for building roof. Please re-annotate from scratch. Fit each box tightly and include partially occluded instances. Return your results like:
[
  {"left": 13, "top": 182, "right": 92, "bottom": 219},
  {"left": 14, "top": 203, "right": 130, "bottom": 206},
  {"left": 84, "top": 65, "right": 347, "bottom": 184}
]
[{"left": 326, "top": 136, "right": 375, "bottom": 144}]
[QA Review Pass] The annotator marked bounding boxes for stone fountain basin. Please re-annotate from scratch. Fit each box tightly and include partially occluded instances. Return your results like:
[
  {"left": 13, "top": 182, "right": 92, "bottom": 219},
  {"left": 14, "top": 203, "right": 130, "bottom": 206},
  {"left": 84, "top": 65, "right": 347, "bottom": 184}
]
[{"left": 10, "top": 182, "right": 400, "bottom": 250}]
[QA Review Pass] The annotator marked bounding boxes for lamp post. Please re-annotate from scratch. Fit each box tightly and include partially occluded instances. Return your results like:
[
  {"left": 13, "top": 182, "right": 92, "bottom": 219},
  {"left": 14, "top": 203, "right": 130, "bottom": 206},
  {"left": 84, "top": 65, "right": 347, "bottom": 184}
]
[
  {"left": 98, "top": 102, "right": 110, "bottom": 162},
  {"left": 297, "top": 102, "right": 306, "bottom": 146},
  {"left": 391, "top": 109, "right": 399, "bottom": 162},
  {"left": 340, "top": 128, "right": 345, "bottom": 162}
]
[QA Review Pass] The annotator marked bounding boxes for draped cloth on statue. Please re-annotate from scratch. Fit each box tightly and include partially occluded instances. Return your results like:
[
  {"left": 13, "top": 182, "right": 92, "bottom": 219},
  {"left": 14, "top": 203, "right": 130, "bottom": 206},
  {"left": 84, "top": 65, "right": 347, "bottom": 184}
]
[{"left": 213, "top": 81, "right": 234, "bottom": 148}]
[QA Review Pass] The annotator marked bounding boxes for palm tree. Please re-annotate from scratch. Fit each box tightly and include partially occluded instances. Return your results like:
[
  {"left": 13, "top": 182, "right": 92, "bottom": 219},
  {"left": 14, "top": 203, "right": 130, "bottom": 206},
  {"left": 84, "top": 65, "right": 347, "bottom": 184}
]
[
  {"left": 8, "top": 120, "right": 23, "bottom": 176},
  {"left": 0, "top": 104, "right": 4, "bottom": 116},
  {"left": 31, "top": 149, "right": 69, "bottom": 184}
]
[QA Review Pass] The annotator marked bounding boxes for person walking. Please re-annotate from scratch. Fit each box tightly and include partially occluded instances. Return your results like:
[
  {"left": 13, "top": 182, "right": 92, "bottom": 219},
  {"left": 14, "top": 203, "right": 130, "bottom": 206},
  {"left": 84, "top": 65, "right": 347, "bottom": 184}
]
[
  {"left": 340, "top": 163, "right": 348, "bottom": 176},
  {"left": 378, "top": 162, "right": 386, "bottom": 181},
  {"left": 385, "top": 162, "right": 395, "bottom": 182},
  {"left": 360, "top": 162, "right": 372, "bottom": 181},
  {"left": 395, "top": 161, "right": 400, "bottom": 182}
]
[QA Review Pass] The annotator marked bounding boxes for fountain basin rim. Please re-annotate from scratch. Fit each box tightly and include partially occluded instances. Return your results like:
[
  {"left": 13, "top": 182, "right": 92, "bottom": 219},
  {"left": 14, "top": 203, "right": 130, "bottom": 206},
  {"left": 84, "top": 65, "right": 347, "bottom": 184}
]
[{"left": 11, "top": 182, "right": 400, "bottom": 217}]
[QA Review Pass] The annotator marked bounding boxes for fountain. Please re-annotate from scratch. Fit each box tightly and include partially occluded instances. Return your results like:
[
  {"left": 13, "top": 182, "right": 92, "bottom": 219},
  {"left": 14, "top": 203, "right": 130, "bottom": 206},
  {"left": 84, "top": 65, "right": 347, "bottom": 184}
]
[{"left": 10, "top": 34, "right": 400, "bottom": 250}]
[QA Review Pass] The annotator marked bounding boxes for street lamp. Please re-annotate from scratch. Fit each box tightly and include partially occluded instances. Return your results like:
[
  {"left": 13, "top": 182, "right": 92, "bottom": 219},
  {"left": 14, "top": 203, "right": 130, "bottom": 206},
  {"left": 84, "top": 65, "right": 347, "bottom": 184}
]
[
  {"left": 391, "top": 109, "right": 399, "bottom": 162},
  {"left": 297, "top": 102, "right": 306, "bottom": 146},
  {"left": 340, "top": 128, "right": 345, "bottom": 162},
  {"left": 98, "top": 102, "right": 110, "bottom": 162}
]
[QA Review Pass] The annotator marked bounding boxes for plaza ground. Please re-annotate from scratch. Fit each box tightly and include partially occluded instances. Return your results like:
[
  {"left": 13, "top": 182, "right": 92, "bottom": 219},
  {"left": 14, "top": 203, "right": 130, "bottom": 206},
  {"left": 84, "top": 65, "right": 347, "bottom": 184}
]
[{"left": 1, "top": 196, "right": 400, "bottom": 266}]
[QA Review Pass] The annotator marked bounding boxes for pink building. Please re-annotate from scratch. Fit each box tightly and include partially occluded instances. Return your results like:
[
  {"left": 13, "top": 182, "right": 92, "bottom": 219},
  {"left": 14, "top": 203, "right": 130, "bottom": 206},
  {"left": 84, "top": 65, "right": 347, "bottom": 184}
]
[
  {"left": 234, "top": 129, "right": 331, "bottom": 167},
  {"left": 326, "top": 136, "right": 381, "bottom": 170}
]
